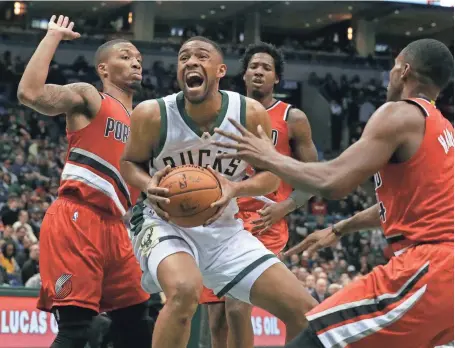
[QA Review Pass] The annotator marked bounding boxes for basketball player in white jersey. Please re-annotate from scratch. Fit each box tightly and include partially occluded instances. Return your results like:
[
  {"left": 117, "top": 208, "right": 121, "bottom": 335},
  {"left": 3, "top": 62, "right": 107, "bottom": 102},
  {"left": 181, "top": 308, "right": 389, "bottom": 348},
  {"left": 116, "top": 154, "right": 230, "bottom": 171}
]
[{"left": 120, "top": 37, "right": 318, "bottom": 348}]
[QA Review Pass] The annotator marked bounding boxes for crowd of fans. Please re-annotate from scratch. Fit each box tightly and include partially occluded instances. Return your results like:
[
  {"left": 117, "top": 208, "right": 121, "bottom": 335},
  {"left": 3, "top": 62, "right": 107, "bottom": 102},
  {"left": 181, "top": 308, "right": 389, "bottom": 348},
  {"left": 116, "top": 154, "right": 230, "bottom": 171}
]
[{"left": 0, "top": 46, "right": 451, "bottom": 303}]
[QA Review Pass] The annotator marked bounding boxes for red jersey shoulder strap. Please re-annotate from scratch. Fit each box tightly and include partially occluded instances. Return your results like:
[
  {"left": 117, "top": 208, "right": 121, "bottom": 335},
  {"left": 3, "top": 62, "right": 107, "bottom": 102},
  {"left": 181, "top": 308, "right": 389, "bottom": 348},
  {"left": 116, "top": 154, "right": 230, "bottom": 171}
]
[{"left": 403, "top": 97, "right": 436, "bottom": 117}]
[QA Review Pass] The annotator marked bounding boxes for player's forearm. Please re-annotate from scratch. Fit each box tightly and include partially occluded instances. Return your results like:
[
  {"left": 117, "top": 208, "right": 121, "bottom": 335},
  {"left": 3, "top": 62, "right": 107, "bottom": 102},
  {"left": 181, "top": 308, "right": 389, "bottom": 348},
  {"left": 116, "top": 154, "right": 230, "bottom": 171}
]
[
  {"left": 120, "top": 159, "right": 152, "bottom": 193},
  {"left": 267, "top": 152, "right": 339, "bottom": 199},
  {"left": 17, "top": 33, "right": 61, "bottom": 105},
  {"left": 334, "top": 204, "right": 381, "bottom": 236},
  {"left": 233, "top": 171, "right": 280, "bottom": 198}
]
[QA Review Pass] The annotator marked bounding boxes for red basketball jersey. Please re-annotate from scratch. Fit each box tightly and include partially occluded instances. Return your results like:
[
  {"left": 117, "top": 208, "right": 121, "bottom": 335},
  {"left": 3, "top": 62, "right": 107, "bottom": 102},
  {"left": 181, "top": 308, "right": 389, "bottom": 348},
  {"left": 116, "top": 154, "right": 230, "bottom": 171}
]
[
  {"left": 59, "top": 93, "right": 140, "bottom": 217},
  {"left": 374, "top": 98, "right": 454, "bottom": 255},
  {"left": 237, "top": 100, "right": 293, "bottom": 212}
]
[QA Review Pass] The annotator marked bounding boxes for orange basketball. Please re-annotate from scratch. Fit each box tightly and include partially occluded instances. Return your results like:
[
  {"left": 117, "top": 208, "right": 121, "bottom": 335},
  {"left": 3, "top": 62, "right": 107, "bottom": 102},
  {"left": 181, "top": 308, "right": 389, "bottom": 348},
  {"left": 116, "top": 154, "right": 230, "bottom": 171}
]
[{"left": 157, "top": 165, "right": 222, "bottom": 228}]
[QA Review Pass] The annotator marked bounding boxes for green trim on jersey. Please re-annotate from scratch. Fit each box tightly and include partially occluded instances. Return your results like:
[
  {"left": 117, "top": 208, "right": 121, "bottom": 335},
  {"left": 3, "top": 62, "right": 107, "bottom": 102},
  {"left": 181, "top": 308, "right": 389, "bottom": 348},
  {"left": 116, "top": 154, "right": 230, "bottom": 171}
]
[
  {"left": 240, "top": 95, "right": 247, "bottom": 127},
  {"left": 176, "top": 91, "right": 229, "bottom": 137},
  {"left": 155, "top": 98, "right": 167, "bottom": 157}
]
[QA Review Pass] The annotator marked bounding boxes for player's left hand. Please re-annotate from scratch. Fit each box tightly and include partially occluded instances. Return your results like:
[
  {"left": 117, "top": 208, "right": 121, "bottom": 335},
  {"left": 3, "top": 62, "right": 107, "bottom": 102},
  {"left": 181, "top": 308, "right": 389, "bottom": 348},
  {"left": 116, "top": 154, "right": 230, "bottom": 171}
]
[
  {"left": 203, "top": 166, "right": 237, "bottom": 226},
  {"left": 212, "top": 118, "right": 279, "bottom": 170},
  {"left": 251, "top": 201, "right": 290, "bottom": 234}
]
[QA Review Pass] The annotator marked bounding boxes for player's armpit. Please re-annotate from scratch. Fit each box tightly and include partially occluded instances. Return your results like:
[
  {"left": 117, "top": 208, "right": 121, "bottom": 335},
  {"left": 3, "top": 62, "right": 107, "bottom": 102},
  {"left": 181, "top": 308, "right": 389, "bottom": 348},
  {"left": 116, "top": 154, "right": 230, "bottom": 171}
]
[
  {"left": 120, "top": 100, "right": 161, "bottom": 192},
  {"left": 17, "top": 82, "right": 100, "bottom": 117},
  {"left": 287, "top": 108, "right": 318, "bottom": 163},
  {"left": 267, "top": 101, "right": 412, "bottom": 199}
]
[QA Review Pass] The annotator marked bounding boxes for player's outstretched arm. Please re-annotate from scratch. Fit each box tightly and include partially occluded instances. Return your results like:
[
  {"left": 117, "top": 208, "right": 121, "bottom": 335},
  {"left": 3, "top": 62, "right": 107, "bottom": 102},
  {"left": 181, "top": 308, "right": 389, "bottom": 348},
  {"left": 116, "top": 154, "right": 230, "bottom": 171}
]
[
  {"left": 17, "top": 15, "right": 99, "bottom": 117},
  {"left": 215, "top": 101, "right": 416, "bottom": 200},
  {"left": 252, "top": 108, "right": 318, "bottom": 233},
  {"left": 120, "top": 100, "right": 171, "bottom": 219},
  {"left": 283, "top": 203, "right": 381, "bottom": 257},
  {"left": 276, "top": 108, "right": 318, "bottom": 211}
]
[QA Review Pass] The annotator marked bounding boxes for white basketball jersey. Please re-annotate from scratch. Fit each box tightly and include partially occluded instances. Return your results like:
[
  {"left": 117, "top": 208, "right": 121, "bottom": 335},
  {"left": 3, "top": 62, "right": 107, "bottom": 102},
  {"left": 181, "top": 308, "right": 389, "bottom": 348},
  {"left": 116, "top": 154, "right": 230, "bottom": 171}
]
[{"left": 149, "top": 90, "right": 249, "bottom": 242}]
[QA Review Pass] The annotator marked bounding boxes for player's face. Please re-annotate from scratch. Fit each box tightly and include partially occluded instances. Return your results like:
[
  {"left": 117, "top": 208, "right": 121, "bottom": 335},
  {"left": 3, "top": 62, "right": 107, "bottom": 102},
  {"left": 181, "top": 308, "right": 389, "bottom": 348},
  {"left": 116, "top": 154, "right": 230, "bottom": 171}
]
[
  {"left": 177, "top": 40, "right": 227, "bottom": 104},
  {"left": 103, "top": 43, "right": 143, "bottom": 92},
  {"left": 387, "top": 54, "right": 409, "bottom": 102},
  {"left": 244, "top": 53, "right": 279, "bottom": 100}
]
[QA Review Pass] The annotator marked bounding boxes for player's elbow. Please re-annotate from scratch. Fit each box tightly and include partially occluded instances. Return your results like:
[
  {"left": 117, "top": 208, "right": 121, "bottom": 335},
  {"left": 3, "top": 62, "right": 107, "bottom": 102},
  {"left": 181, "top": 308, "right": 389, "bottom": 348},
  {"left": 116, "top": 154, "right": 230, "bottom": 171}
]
[
  {"left": 319, "top": 176, "right": 348, "bottom": 200},
  {"left": 17, "top": 87, "right": 34, "bottom": 106}
]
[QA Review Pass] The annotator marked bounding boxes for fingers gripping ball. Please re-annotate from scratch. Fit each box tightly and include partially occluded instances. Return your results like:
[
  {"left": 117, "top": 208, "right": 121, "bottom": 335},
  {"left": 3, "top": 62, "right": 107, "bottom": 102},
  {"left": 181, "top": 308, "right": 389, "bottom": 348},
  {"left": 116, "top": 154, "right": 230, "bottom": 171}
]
[{"left": 157, "top": 165, "right": 222, "bottom": 228}]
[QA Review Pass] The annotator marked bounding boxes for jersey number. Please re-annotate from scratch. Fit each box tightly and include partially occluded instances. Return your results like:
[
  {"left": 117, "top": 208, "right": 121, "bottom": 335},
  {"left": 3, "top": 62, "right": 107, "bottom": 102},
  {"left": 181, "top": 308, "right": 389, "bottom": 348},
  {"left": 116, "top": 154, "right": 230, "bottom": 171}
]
[{"left": 271, "top": 130, "right": 278, "bottom": 146}]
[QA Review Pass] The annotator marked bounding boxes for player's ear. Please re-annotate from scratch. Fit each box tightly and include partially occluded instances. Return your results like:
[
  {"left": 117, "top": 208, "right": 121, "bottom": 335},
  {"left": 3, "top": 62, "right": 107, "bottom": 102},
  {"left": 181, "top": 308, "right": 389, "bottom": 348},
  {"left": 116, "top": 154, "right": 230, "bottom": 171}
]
[
  {"left": 401, "top": 63, "right": 411, "bottom": 80},
  {"left": 97, "top": 63, "right": 108, "bottom": 79},
  {"left": 274, "top": 75, "right": 280, "bottom": 85},
  {"left": 217, "top": 64, "right": 227, "bottom": 79},
  {"left": 243, "top": 73, "right": 246, "bottom": 82}
]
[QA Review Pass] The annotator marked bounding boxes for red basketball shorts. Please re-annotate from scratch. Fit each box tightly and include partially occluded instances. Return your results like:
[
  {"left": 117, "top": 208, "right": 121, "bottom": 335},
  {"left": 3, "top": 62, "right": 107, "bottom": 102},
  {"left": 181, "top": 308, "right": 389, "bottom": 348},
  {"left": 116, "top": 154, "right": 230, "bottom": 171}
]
[
  {"left": 306, "top": 242, "right": 454, "bottom": 348},
  {"left": 37, "top": 198, "right": 149, "bottom": 313},
  {"left": 200, "top": 211, "right": 288, "bottom": 304}
]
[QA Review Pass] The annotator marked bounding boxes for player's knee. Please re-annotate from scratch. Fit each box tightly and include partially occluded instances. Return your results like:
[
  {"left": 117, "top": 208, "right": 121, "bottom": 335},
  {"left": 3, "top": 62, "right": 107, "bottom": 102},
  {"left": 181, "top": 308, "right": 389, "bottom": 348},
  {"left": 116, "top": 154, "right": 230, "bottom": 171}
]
[
  {"left": 225, "top": 299, "right": 252, "bottom": 324},
  {"left": 50, "top": 306, "right": 96, "bottom": 348},
  {"left": 166, "top": 278, "right": 202, "bottom": 317},
  {"left": 109, "top": 301, "right": 153, "bottom": 348}
]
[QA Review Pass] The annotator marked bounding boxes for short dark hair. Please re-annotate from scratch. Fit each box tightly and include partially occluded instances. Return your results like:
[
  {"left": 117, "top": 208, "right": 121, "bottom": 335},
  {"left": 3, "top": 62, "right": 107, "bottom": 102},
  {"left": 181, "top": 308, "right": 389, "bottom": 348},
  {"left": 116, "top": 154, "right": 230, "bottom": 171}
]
[
  {"left": 401, "top": 39, "right": 454, "bottom": 90},
  {"left": 240, "top": 42, "right": 285, "bottom": 81},
  {"left": 94, "top": 39, "right": 132, "bottom": 67},
  {"left": 181, "top": 36, "right": 224, "bottom": 58}
]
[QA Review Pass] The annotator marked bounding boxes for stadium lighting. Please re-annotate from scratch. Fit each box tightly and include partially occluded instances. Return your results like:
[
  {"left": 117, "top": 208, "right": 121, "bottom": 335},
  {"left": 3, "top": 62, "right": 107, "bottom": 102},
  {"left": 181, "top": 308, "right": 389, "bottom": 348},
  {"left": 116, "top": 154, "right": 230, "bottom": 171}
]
[
  {"left": 348, "top": 5, "right": 353, "bottom": 10},
  {"left": 418, "top": 26, "right": 423, "bottom": 31},
  {"left": 394, "top": 9, "right": 400, "bottom": 14},
  {"left": 128, "top": 12, "right": 133, "bottom": 24},
  {"left": 405, "top": 31, "right": 411, "bottom": 35},
  {"left": 431, "top": 22, "right": 437, "bottom": 27},
  {"left": 347, "top": 27, "right": 353, "bottom": 40},
  {"left": 220, "top": 5, "right": 226, "bottom": 10},
  {"left": 14, "top": 2, "right": 26, "bottom": 16},
  {"left": 210, "top": 10, "right": 216, "bottom": 15},
  {"left": 201, "top": 14, "right": 206, "bottom": 19}
]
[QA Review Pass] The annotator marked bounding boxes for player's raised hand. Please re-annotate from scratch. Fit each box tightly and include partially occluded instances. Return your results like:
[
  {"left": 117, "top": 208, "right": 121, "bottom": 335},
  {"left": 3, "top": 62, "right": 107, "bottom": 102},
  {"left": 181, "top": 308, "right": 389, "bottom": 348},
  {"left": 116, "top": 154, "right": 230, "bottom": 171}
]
[
  {"left": 146, "top": 165, "right": 172, "bottom": 221},
  {"left": 283, "top": 226, "right": 339, "bottom": 258},
  {"left": 47, "top": 15, "right": 81, "bottom": 41},
  {"left": 203, "top": 166, "right": 237, "bottom": 226},
  {"left": 212, "top": 118, "right": 278, "bottom": 170}
]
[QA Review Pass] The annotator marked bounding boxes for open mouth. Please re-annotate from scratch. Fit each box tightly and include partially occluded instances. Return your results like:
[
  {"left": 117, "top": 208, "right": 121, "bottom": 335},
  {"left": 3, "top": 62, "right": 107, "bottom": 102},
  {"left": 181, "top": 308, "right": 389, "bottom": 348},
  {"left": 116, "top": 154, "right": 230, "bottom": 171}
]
[{"left": 185, "top": 73, "right": 205, "bottom": 89}]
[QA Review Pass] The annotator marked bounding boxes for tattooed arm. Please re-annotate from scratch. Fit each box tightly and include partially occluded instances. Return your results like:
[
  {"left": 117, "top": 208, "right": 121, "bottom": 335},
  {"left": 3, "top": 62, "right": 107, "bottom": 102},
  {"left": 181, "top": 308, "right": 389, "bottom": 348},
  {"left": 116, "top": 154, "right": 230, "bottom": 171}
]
[{"left": 17, "top": 15, "right": 100, "bottom": 117}]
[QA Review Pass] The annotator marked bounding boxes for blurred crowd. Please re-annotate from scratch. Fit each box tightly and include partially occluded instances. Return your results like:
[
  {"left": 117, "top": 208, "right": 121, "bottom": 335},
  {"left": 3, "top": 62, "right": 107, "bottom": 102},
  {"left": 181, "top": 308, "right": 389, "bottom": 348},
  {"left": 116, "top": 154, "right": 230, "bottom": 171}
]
[{"left": 0, "top": 45, "right": 452, "bottom": 297}]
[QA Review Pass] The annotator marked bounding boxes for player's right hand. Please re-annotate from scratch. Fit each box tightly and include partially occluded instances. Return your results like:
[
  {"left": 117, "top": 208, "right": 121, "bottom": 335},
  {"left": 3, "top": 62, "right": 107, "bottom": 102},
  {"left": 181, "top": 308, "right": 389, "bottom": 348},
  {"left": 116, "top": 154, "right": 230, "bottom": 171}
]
[
  {"left": 283, "top": 225, "right": 339, "bottom": 258},
  {"left": 47, "top": 15, "right": 81, "bottom": 41},
  {"left": 146, "top": 165, "right": 172, "bottom": 221}
]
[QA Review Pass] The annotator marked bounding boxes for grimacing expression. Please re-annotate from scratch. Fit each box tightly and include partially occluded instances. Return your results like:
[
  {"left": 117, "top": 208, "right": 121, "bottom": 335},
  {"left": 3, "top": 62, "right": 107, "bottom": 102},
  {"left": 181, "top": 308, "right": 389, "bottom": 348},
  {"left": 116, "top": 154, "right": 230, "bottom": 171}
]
[
  {"left": 387, "top": 54, "right": 410, "bottom": 102},
  {"left": 244, "top": 52, "right": 279, "bottom": 99},
  {"left": 177, "top": 40, "right": 226, "bottom": 104},
  {"left": 98, "top": 42, "right": 143, "bottom": 92}
]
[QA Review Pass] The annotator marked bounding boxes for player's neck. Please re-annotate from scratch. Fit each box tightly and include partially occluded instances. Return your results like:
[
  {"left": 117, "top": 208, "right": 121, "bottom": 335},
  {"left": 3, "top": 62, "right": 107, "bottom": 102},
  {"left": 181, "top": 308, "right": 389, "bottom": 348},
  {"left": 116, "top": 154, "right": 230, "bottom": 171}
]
[
  {"left": 102, "top": 83, "right": 134, "bottom": 113},
  {"left": 184, "top": 90, "right": 222, "bottom": 125},
  {"left": 402, "top": 84, "right": 438, "bottom": 102},
  {"left": 248, "top": 92, "right": 276, "bottom": 109}
]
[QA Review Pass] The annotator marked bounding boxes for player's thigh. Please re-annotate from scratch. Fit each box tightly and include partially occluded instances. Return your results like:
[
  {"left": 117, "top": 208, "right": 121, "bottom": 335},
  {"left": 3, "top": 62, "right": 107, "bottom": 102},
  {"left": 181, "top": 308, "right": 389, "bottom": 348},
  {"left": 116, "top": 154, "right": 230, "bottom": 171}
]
[
  {"left": 207, "top": 301, "right": 228, "bottom": 334},
  {"left": 250, "top": 262, "right": 317, "bottom": 321},
  {"left": 130, "top": 208, "right": 201, "bottom": 296},
  {"left": 101, "top": 220, "right": 150, "bottom": 312},
  {"left": 38, "top": 199, "right": 104, "bottom": 313},
  {"left": 308, "top": 243, "right": 454, "bottom": 348}
]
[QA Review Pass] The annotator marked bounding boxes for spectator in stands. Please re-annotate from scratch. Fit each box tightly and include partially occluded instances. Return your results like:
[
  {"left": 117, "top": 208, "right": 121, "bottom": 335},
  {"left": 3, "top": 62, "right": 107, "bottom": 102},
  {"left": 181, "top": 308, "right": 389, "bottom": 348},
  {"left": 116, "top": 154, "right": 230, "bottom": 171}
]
[
  {"left": 310, "top": 196, "right": 327, "bottom": 215},
  {"left": 311, "top": 278, "right": 329, "bottom": 303},
  {"left": 328, "top": 283, "right": 342, "bottom": 296},
  {"left": 1, "top": 193, "right": 20, "bottom": 226},
  {"left": 21, "top": 243, "right": 39, "bottom": 285},
  {"left": 12, "top": 209, "right": 37, "bottom": 243},
  {"left": 0, "top": 240, "right": 21, "bottom": 285},
  {"left": 305, "top": 274, "right": 316, "bottom": 292}
]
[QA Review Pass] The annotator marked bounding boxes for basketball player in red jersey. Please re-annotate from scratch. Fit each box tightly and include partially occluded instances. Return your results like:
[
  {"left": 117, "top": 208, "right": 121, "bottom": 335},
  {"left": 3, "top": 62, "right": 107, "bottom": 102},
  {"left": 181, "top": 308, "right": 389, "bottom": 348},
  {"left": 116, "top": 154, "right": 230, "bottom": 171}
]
[
  {"left": 17, "top": 15, "right": 151, "bottom": 348},
  {"left": 215, "top": 38, "right": 454, "bottom": 348},
  {"left": 200, "top": 42, "right": 318, "bottom": 348}
]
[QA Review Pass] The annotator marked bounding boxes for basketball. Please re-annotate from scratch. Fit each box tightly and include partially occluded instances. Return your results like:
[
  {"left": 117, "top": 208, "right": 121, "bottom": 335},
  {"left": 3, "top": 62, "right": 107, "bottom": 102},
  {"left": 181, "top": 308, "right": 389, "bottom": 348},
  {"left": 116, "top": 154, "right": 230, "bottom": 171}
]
[{"left": 157, "top": 165, "right": 222, "bottom": 228}]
